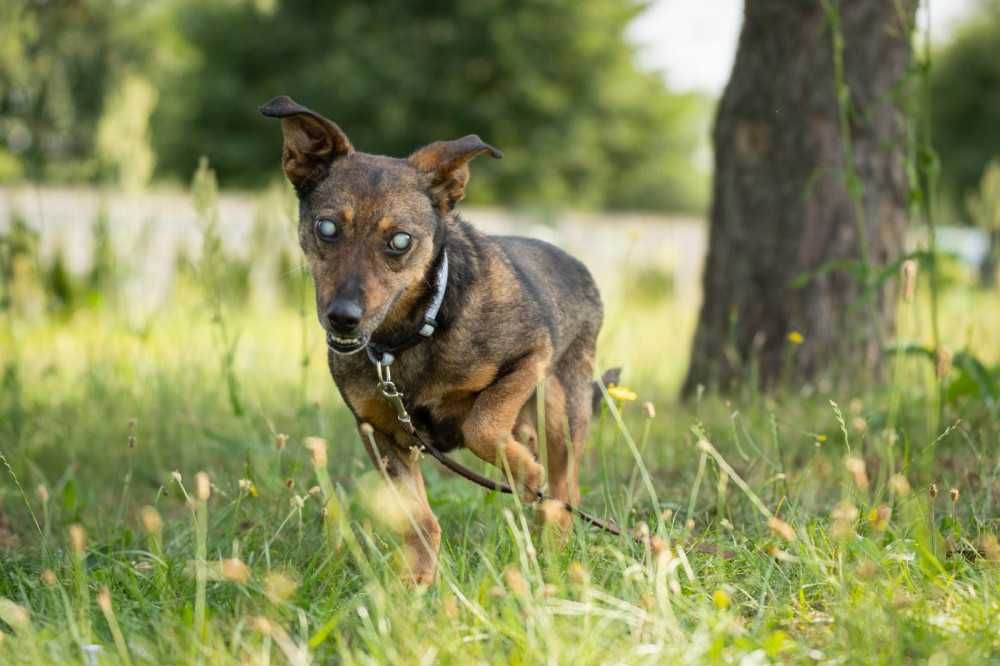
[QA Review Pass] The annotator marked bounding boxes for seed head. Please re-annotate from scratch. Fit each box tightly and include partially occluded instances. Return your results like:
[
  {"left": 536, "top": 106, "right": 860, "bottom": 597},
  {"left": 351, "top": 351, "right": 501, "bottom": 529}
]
[
  {"left": 304, "top": 436, "right": 328, "bottom": 467},
  {"left": 195, "top": 472, "right": 211, "bottom": 501},
  {"left": 538, "top": 499, "right": 567, "bottom": 528},
  {"left": 869, "top": 505, "right": 892, "bottom": 531},
  {"left": 359, "top": 422, "right": 375, "bottom": 437},
  {"left": 949, "top": 487, "right": 960, "bottom": 503},
  {"left": 274, "top": 433, "right": 288, "bottom": 450},
  {"left": 831, "top": 501, "right": 859, "bottom": 523},
  {"left": 442, "top": 594, "right": 459, "bottom": 619},
  {"left": 901, "top": 259, "right": 918, "bottom": 302},
  {"left": 0, "top": 599, "right": 30, "bottom": 631},
  {"left": 830, "top": 501, "right": 858, "bottom": 540},
  {"left": 980, "top": 535, "right": 1000, "bottom": 561},
  {"left": 643, "top": 402, "right": 656, "bottom": 419},
  {"left": 844, "top": 456, "right": 870, "bottom": 490},
  {"left": 96, "top": 586, "right": 113, "bottom": 613},
  {"left": 171, "top": 470, "right": 182, "bottom": 484},
  {"left": 253, "top": 616, "right": 273, "bottom": 635},
  {"left": 650, "top": 536, "right": 671, "bottom": 561},
  {"left": 503, "top": 566, "right": 529, "bottom": 597},
  {"left": 41, "top": 569, "right": 57, "bottom": 587},
  {"left": 68, "top": 524, "right": 86, "bottom": 554},
  {"left": 568, "top": 561, "right": 590, "bottom": 586},
  {"left": 856, "top": 560, "right": 878, "bottom": 579},
  {"left": 140, "top": 506, "right": 162, "bottom": 535},
  {"left": 768, "top": 517, "right": 797, "bottom": 542},
  {"left": 889, "top": 474, "right": 911, "bottom": 496},
  {"left": 222, "top": 558, "right": 251, "bottom": 584},
  {"left": 929, "top": 483, "right": 939, "bottom": 499},
  {"left": 35, "top": 484, "right": 49, "bottom": 504},
  {"left": 238, "top": 479, "right": 258, "bottom": 497},
  {"left": 264, "top": 571, "right": 299, "bottom": 602}
]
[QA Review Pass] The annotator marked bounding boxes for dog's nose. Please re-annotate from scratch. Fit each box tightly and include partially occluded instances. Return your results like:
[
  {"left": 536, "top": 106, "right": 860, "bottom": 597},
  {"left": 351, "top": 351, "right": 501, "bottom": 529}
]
[{"left": 325, "top": 299, "right": 363, "bottom": 332}]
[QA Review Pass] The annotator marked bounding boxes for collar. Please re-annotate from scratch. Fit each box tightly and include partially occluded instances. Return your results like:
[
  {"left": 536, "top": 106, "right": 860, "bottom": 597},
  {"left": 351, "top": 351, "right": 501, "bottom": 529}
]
[{"left": 356, "top": 249, "right": 449, "bottom": 367}]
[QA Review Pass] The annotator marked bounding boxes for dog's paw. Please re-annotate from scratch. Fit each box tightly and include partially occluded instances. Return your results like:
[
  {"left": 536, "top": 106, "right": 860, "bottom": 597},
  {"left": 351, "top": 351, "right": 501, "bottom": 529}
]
[{"left": 518, "top": 460, "right": 545, "bottom": 505}]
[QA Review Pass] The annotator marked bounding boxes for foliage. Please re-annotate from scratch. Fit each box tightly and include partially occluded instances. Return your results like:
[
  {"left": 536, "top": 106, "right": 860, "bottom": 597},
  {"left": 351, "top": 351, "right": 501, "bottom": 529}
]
[
  {"left": 967, "top": 161, "right": 1000, "bottom": 234},
  {"left": 0, "top": 0, "right": 708, "bottom": 212},
  {"left": 930, "top": 0, "right": 1000, "bottom": 210},
  {"left": 0, "top": 1, "right": 173, "bottom": 185}
]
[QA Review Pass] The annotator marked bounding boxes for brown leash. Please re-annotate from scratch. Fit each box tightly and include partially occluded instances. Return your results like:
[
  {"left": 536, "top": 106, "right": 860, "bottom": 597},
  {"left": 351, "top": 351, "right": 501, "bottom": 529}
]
[{"left": 371, "top": 358, "right": 627, "bottom": 538}]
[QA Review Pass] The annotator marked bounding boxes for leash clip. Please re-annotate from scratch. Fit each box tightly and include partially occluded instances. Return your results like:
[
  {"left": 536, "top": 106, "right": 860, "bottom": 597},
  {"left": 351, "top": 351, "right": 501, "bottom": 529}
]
[{"left": 374, "top": 361, "right": 412, "bottom": 426}]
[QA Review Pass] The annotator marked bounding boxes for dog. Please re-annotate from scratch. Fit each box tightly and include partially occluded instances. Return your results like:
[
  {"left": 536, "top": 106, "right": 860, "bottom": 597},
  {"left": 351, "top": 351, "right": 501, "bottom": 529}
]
[{"left": 261, "top": 96, "right": 610, "bottom": 584}]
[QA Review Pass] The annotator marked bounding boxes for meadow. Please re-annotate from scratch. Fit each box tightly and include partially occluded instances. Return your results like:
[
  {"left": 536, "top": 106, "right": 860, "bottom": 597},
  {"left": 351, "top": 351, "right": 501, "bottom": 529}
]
[{"left": 0, "top": 183, "right": 998, "bottom": 664}]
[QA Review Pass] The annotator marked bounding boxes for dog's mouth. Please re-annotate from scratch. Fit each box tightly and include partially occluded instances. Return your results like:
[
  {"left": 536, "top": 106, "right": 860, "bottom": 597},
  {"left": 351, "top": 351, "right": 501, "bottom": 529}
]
[{"left": 326, "top": 332, "right": 369, "bottom": 355}]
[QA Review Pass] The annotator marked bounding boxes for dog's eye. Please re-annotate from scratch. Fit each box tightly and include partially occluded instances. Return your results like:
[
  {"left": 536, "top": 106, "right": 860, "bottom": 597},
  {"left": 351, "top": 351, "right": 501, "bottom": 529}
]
[
  {"left": 315, "top": 218, "right": 338, "bottom": 242},
  {"left": 387, "top": 232, "right": 412, "bottom": 254}
]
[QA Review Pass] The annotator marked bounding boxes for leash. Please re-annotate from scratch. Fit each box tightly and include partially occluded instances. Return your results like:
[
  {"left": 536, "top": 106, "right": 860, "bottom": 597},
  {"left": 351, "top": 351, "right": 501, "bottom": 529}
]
[
  {"left": 369, "top": 358, "right": 626, "bottom": 537},
  {"left": 328, "top": 248, "right": 627, "bottom": 538}
]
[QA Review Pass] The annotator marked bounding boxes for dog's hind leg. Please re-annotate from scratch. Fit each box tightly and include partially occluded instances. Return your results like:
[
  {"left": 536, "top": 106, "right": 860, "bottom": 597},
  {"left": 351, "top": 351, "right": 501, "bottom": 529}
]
[
  {"left": 535, "top": 376, "right": 575, "bottom": 536},
  {"left": 359, "top": 425, "right": 441, "bottom": 586},
  {"left": 461, "top": 349, "right": 548, "bottom": 504},
  {"left": 556, "top": 330, "right": 599, "bottom": 511}
]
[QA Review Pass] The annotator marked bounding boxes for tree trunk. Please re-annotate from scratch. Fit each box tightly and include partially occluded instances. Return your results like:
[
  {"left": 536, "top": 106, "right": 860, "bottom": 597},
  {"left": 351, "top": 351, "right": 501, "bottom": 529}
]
[{"left": 683, "top": 0, "right": 916, "bottom": 394}]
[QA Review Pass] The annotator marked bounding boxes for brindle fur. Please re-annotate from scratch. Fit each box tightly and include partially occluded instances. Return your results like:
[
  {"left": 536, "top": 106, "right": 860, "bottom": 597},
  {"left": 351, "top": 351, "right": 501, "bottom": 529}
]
[{"left": 261, "top": 96, "right": 605, "bottom": 585}]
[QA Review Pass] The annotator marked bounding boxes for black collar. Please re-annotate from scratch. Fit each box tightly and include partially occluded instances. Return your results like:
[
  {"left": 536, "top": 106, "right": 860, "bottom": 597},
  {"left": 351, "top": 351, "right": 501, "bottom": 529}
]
[{"left": 324, "top": 249, "right": 449, "bottom": 366}]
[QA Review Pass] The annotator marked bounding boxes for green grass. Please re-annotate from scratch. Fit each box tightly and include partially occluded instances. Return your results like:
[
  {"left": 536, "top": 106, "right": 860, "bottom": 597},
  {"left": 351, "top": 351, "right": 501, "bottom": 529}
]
[{"left": 1, "top": 273, "right": 998, "bottom": 664}]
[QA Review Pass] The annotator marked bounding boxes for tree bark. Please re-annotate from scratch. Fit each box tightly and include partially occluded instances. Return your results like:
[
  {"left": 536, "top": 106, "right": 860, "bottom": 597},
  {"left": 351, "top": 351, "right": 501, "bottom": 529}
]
[{"left": 683, "top": 0, "right": 916, "bottom": 394}]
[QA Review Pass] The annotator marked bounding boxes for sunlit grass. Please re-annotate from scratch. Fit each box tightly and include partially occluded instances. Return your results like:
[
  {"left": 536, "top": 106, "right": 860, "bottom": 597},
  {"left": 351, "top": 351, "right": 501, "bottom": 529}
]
[{"left": 0, "top": 268, "right": 998, "bottom": 663}]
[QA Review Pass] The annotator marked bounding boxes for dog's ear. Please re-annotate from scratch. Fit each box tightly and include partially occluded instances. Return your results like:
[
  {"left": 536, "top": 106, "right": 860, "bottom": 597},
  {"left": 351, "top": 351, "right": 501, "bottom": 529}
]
[
  {"left": 259, "top": 95, "right": 353, "bottom": 192},
  {"left": 409, "top": 135, "right": 502, "bottom": 211}
]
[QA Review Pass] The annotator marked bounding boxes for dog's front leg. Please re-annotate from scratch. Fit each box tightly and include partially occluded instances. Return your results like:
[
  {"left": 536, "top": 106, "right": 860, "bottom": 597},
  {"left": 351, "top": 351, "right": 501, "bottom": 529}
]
[
  {"left": 359, "top": 424, "right": 441, "bottom": 586},
  {"left": 461, "top": 350, "right": 548, "bottom": 504}
]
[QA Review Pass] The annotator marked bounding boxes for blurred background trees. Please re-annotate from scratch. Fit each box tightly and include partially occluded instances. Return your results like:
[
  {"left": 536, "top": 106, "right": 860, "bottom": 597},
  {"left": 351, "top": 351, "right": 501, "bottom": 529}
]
[
  {"left": 0, "top": 0, "right": 708, "bottom": 212},
  {"left": 930, "top": 0, "right": 1000, "bottom": 210}
]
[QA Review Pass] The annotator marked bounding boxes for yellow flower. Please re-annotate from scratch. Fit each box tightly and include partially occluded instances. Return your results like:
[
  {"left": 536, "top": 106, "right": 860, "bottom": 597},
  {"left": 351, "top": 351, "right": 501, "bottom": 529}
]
[
  {"left": 786, "top": 331, "right": 804, "bottom": 345},
  {"left": 607, "top": 385, "right": 638, "bottom": 402},
  {"left": 713, "top": 589, "right": 731, "bottom": 610},
  {"left": 815, "top": 434, "right": 827, "bottom": 442}
]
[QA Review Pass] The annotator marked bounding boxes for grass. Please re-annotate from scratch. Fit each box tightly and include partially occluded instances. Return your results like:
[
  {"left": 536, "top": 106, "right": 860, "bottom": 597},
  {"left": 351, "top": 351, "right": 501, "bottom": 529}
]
[{"left": 0, "top": 252, "right": 999, "bottom": 664}]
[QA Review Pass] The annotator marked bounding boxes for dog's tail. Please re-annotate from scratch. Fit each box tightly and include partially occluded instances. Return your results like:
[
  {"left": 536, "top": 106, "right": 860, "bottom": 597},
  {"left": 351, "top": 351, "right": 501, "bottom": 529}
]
[{"left": 591, "top": 367, "right": 623, "bottom": 414}]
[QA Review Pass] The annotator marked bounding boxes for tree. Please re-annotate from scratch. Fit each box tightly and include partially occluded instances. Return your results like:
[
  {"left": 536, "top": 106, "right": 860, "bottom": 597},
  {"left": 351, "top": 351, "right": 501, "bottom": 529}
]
[
  {"left": 931, "top": 0, "right": 1000, "bottom": 209},
  {"left": 0, "top": 1, "right": 173, "bottom": 185},
  {"left": 151, "top": 0, "right": 706, "bottom": 211},
  {"left": 683, "top": 1, "right": 917, "bottom": 394}
]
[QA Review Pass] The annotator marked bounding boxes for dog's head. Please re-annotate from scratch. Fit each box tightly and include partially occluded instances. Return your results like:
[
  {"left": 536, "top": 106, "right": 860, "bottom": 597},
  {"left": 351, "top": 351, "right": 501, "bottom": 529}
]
[{"left": 260, "top": 96, "right": 501, "bottom": 353}]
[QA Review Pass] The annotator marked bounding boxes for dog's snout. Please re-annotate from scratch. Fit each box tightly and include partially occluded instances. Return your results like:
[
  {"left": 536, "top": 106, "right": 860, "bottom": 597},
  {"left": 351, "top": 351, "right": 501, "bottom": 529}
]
[{"left": 325, "top": 299, "right": 363, "bottom": 332}]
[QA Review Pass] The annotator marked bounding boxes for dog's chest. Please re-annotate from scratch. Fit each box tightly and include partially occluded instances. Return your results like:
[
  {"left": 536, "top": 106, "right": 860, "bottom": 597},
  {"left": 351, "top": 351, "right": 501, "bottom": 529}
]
[{"left": 332, "top": 355, "right": 498, "bottom": 450}]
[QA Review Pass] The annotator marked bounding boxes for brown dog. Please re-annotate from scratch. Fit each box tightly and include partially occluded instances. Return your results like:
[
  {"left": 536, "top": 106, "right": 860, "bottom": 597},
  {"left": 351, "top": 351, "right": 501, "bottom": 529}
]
[{"left": 261, "top": 96, "right": 607, "bottom": 584}]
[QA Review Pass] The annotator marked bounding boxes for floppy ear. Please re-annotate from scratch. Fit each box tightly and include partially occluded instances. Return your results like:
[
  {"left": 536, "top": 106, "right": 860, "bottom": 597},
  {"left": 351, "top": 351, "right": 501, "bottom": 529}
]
[
  {"left": 408, "top": 135, "right": 502, "bottom": 211},
  {"left": 259, "top": 95, "right": 353, "bottom": 193}
]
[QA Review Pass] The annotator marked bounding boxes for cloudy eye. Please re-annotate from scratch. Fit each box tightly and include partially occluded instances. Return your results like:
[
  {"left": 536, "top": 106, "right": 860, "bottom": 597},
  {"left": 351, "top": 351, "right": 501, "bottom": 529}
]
[
  {"left": 315, "top": 218, "right": 338, "bottom": 242},
  {"left": 388, "top": 232, "right": 412, "bottom": 254}
]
